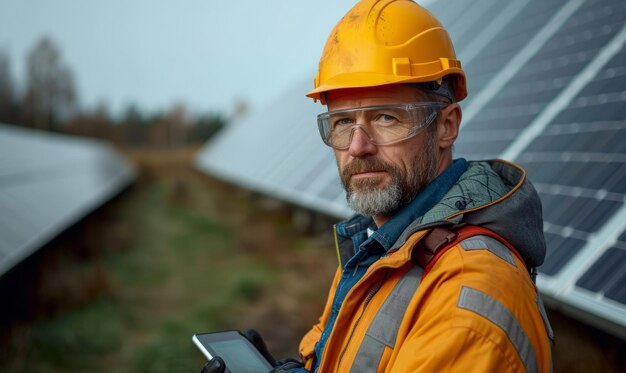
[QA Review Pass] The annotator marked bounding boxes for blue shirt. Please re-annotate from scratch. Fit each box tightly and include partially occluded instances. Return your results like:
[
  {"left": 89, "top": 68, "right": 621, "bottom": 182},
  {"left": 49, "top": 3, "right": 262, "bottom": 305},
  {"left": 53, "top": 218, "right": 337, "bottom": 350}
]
[{"left": 312, "top": 158, "right": 468, "bottom": 371}]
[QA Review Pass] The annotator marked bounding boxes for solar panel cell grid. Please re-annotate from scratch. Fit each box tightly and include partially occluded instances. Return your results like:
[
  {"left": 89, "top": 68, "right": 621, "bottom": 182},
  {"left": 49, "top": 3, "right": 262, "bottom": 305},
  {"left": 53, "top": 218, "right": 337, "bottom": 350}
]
[
  {"left": 447, "top": 0, "right": 503, "bottom": 52},
  {"left": 504, "top": 4, "right": 626, "bottom": 294},
  {"left": 426, "top": 0, "right": 476, "bottom": 33},
  {"left": 525, "top": 129, "right": 622, "bottom": 153},
  {"left": 541, "top": 194, "right": 581, "bottom": 226},
  {"left": 578, "top": 68, "right": 626, "bottom": 97},
  {"left": 545, "top": 191, "right": 620, "bottom": 235},
  {"left": 576, "top": 246, "right": 626, "bottom": 304},
  {"left": 467, "top": 113, "right": 539, "bottom": 132},
  {"left": 540, "top": 233, "right": 587, "bottom": 275},
  {"left": 552, "top": 195, "right": 592, "bottom": 227},
  {"left": 603, "top": 164, "right": 626, "bottom": 194},
  {"left": 545, "top": 0, "right": 625, "bottom": 45},
  {"left": 569, "top": 199, "right": 622, "bottom": 233},
  {"left": 519, "top": 161, "right": 563, "bottom": 183},
  {"left": 606, "top": 280, "right": 626, "bottom": 305},
  {"left": 606, "top": 132, "right": 626, "bottom": 155},
  {"left": 461, "top": 0, "right": 563, "bottom": 98},
  {"left": 556, "top": 162, "right": 617, "bottom": 190},
  {"left": 556, "top": 101, "right": 626, "bottom": 124},
  {"left": 460, "top": 0, "right": 626, "bottom": 159}
]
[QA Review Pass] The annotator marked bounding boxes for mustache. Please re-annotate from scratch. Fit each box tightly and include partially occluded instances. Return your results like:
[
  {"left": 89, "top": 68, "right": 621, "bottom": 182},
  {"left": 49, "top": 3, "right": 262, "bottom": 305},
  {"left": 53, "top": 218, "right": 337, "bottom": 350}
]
[{"left": 341, "top": 158, "right": 395, "bottom": 181}]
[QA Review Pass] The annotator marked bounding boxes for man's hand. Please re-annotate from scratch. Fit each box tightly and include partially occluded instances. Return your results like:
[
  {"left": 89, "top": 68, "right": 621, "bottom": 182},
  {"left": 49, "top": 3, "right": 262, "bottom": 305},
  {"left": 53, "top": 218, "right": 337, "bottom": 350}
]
[
  {"left": 198, "top": 329, "right": 308, "bottom": 373},
  {"left": 242, "top": 329, "right": 277, "bottom": 366},
  {"left": 200, "top": 356, "right": 225, "bottom": 373},
  {"left": 244, "top": 330, "right": 307, "bottom": 372},
  {"left": 270, "top": 358, "right": 307, "bottom": 373}
]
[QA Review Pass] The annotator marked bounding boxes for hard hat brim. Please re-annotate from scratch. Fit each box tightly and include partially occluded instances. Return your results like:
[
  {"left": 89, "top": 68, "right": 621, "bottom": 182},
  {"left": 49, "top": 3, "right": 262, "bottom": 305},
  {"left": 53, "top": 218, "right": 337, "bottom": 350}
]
[{"left": 306, "top": 70, "right": 467, "bottom": 104}]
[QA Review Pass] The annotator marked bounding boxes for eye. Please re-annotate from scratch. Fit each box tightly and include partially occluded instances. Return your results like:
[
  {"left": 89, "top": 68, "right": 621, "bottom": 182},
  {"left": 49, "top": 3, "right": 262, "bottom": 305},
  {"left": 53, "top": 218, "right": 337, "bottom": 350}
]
[
  {"left": 333, "top": 117, "right": 354, "bottom": 128},
  {"left": 373, "top": 113, "right": 399, "bottom": 126}
]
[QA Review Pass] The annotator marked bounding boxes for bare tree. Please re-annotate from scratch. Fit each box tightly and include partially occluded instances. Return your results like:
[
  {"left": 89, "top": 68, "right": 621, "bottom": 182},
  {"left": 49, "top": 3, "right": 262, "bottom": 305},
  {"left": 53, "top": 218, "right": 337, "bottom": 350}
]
[{"left": 22, "top": 36, "right": 77, "bottom": 131}]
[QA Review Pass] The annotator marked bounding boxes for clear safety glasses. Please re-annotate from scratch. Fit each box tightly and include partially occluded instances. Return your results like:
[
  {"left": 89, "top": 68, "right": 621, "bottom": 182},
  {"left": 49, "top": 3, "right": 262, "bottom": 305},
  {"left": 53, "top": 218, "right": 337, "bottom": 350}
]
[{"left": 317, "top": 102, "right": 447, "bottom": 150}]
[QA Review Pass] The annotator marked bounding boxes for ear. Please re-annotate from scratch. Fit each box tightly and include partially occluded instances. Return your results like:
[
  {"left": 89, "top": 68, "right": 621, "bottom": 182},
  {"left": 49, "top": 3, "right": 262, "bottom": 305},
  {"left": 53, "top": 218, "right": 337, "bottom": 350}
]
[{"left": 437, "top": 103, "right": 461, "bottom": 150}]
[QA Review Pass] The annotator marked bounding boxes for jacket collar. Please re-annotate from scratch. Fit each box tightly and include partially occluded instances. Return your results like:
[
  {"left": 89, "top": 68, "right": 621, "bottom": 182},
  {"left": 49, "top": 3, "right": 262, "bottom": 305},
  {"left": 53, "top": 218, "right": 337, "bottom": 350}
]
[{"left": 390, "top": 159, "right": 546, "bottom": 268}]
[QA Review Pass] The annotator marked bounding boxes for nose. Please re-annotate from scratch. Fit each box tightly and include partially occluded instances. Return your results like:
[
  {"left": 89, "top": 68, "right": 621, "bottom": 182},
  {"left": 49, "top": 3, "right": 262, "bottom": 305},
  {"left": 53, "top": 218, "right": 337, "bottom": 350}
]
[{"left": 348, "top": 127, "right": 378, "bottom": 157}]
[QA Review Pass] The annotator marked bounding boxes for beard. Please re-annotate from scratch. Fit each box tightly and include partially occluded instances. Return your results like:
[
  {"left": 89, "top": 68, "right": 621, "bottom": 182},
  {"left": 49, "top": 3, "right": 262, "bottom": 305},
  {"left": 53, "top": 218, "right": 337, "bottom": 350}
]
[{"left": 339, "top": 133, "right": 439, "bottom": 217}]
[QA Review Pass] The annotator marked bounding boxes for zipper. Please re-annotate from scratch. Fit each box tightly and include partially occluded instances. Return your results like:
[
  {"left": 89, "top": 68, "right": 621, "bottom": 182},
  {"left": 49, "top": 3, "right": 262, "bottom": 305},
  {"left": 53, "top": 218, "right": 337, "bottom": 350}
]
[
  {"left": 352, "top": 258, "right": 361, "bottom": 276},
  {"left": 335, "top": 269, "right": 389, "bottom": 372}
]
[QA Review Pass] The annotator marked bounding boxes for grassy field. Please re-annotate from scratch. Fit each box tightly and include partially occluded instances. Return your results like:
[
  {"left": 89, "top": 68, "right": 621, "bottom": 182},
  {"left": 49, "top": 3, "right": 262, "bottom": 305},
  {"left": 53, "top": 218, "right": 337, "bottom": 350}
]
[{"left": 0, "top": 148, "right": 337, "bottom": 372}]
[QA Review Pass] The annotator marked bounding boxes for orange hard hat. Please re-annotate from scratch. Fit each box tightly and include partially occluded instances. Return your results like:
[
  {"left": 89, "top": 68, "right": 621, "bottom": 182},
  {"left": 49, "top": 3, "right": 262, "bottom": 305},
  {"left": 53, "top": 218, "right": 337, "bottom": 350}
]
[{"left": 307, "top": 0, "right": 466, "bottom": 104}]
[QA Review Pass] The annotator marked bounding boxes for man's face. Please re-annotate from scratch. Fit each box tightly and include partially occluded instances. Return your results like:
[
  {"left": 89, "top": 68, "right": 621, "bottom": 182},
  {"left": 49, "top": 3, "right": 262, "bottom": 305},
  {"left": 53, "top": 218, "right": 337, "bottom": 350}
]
[{"left": 326, "top": 85, "right": 441, "bottom": 220}]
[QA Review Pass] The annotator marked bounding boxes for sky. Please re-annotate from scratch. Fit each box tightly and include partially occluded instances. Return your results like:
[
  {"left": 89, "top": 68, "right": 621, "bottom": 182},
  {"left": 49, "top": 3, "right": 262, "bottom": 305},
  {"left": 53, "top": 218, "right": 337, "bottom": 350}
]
[{"left": 0, "top": 0, "right": 357, "bottom": 116}]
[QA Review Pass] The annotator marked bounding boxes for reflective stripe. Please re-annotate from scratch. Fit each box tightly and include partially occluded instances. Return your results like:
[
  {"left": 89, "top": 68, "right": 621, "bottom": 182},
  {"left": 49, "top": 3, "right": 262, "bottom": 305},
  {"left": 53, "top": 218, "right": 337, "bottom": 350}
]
[
  {"left": 460, "top": 235, "right": 516, "bottom": 266},
  {"left": 458, "top": 286, "right": 538, "bottom": 373},
  {"left": 350, "top": 266, "right": 423, "bottom": 373}
]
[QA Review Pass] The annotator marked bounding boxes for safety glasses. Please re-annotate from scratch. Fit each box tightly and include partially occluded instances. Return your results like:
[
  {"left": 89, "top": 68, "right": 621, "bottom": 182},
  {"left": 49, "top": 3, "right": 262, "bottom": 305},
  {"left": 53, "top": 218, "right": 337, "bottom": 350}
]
[{"left": 317, "top": 102, "right": 447, "bottom": 150}]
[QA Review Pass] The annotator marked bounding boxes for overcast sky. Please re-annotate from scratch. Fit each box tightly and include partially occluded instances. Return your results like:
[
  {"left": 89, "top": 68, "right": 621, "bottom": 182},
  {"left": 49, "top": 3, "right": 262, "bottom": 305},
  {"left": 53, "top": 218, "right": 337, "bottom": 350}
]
[{"left": 0, "top": 0, "right": 358, "bottom": 116}]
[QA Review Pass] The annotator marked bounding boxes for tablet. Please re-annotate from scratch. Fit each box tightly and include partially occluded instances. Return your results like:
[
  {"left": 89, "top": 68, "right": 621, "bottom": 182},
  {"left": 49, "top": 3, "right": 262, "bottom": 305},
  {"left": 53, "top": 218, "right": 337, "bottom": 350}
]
[{"left": 192, "top": 330, "right": 273, "bottom": 373}]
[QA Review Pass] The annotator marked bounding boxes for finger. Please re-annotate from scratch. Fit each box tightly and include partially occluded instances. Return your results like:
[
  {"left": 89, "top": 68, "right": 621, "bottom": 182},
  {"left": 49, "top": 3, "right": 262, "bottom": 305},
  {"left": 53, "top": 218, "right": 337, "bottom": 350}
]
[
  {"left": 243, "top": 329, "right": 277, "bottom": 366},
  {"left": 201, "top": 356, "right": 226, "bottom": 373}
]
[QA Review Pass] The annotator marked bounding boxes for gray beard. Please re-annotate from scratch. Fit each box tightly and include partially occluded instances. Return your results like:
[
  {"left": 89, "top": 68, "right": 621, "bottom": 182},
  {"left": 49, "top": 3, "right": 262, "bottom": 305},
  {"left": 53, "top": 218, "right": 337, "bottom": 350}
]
[
  {"left": 341, "top": 133, "right": 439, "bottom": 218},
  {"left": 347, "top": 182, "right": 404, "bottom": 216}
]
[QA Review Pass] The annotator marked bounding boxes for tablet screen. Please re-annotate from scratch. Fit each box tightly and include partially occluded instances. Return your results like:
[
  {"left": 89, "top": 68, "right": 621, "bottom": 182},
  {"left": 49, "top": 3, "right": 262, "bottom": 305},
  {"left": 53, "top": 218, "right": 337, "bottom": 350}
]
[
  {"left": 193, "top": 331, "right": 273, "bottom": 373},
  {"left": 210, "top": 339, "right": 270, "bottom": 373}
]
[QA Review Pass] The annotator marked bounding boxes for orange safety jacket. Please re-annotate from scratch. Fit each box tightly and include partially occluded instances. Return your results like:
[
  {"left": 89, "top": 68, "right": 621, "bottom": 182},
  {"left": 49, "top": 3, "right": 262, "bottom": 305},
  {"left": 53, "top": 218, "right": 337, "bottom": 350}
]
[{"left": 299, "top": 160, "right": 553, "bottom": 372}]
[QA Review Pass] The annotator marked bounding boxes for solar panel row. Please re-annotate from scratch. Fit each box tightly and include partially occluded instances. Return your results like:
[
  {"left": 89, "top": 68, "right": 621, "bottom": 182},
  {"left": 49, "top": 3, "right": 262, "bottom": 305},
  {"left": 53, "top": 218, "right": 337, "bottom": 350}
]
[{"left": 0, "top": 124, "right": 135, "bottom": 275}]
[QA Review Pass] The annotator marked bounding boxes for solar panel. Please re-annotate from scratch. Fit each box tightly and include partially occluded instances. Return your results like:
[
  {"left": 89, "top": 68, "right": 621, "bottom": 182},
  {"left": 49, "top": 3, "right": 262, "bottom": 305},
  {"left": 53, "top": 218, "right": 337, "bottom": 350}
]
[
  {"left": 0, "top": 123, "right": 135, "bottom": 275},
  {"left": 195, "top": 0, "right": 626, "bottom": 337},
  {"left": 577, "top": 246, "right": 626, "bottom": 304}
]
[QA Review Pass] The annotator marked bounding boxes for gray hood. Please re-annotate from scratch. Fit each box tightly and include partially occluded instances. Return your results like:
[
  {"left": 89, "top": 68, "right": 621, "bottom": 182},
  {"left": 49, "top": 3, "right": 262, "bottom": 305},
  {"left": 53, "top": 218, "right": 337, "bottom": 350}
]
[{"left": 392, "top": 160, "right": 547, "bottom": 268}]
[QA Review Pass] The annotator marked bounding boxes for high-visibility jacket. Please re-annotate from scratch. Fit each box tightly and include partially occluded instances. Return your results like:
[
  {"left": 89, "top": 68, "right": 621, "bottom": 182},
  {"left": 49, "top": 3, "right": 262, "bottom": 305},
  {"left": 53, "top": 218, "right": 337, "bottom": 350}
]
[{"left": 299, "top": 160, "right": 553, "bottom": 372}]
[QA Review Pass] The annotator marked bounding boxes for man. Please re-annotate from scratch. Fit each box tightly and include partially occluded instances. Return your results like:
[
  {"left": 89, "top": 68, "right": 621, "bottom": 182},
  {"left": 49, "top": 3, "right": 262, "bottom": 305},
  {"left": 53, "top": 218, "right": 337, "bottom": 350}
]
[{"left": 204, "top": 0, "right": 553, "bottom": 371}]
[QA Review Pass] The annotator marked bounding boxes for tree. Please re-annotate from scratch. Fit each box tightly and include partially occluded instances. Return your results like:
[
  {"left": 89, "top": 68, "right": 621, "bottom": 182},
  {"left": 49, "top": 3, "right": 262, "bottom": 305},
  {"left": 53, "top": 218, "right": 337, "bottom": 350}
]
[
  {"left": 0, "top": 50, "right": 18, "bottom": 124},
  {"left": 122, "top": 103, "right": 148, "bottom": 147},
  {"left": 189, "top": 111, "right": 226, "bottom": 144},
  {"left": 22, "top": 36, "right": 77, "bottom": 131}
]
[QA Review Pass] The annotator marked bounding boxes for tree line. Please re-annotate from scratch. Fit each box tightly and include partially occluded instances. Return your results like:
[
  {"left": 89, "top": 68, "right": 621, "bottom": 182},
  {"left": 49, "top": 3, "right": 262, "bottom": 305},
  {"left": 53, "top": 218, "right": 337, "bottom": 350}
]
[{"left": 0, "top": 36, "right": 230, "bottom": 148}]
